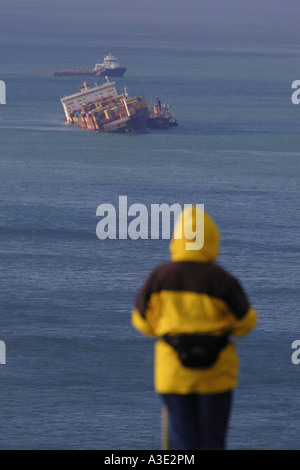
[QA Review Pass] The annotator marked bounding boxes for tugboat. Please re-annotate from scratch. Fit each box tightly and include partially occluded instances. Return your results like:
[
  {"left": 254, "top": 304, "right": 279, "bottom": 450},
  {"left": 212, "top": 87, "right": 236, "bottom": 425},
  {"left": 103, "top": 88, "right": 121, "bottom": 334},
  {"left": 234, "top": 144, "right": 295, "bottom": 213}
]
[
  {"left": 54, "top": 50, "right": 126, "bottom": 77},
  {"left": 60, "top": 79, "right": 149, "bottom": 133},
  {"left": 147, "top": 97, "right": 179, "bottom": 129},
  {"left": 93, "top": 50, "right": 127, "bottom": 77}
]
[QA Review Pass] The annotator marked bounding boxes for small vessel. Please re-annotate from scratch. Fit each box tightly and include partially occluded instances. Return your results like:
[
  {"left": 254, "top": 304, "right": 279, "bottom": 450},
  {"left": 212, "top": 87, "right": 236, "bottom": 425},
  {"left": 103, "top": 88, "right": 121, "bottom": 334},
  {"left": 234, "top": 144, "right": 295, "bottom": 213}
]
[
  {"left": 60, "top": 79, "right": 149, "bottom": 133},
  {"left": 54, "top": 50, "right": 126, "bottom": 77},
  {"left": 147, "top": 97, "right": 179, "bottom": 129},
  {"left": 93, "top": 50, "right": 127, "bottom": 77}
]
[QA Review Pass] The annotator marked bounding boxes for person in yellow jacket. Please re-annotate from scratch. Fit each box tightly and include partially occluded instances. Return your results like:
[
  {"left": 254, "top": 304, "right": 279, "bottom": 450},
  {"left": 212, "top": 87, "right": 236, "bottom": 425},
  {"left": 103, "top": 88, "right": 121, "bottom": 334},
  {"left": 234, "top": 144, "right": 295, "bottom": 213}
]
[{"left": 132, "top": 206, "right": 257, "bottom": 450}]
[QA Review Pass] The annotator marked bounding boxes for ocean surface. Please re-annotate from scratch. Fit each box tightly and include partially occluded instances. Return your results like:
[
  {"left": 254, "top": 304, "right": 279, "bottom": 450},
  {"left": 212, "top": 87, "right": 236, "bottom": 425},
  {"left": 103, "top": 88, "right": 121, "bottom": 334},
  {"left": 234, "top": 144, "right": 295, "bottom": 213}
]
[{"left": 0, "top": 20, "right": 300, "bottom": 449}]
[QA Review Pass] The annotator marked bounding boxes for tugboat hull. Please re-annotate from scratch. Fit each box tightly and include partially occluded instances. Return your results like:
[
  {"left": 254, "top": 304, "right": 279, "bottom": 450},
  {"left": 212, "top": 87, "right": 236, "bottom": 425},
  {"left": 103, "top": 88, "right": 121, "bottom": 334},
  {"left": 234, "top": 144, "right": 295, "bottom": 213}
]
[
  {"left": 147, "top": 117, "right": 170, "bottom": 129},
  {"left": 96, "top": 67, "right": 127, "bottom": 78}
]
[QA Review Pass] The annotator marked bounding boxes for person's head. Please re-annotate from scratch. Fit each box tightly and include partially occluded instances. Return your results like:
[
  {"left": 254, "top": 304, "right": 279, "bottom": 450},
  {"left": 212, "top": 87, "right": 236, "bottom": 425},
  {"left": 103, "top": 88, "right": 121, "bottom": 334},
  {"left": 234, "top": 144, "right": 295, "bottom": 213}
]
[{"left": 169, "top": 206, "right": 220, "bottom": 263}]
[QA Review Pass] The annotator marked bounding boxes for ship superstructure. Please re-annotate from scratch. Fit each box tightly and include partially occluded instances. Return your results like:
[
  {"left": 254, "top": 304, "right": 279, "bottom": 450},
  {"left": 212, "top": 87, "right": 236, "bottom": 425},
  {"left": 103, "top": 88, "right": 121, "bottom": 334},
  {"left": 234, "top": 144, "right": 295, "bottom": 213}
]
[
  {"left": 93, "top": 51, "right": 127, "bottom": 77},
  {"left": 61, "top": 80, "right": 118, "bottom": 122}
]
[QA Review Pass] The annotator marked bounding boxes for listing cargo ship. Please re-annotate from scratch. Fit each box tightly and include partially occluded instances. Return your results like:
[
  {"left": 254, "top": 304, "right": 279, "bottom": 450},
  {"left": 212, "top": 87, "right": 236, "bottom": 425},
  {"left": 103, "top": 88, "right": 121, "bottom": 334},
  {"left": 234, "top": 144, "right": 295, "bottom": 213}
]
[
  {"left": 61, "top": 80, "right": 149, "bottom": 133},
  {"left": 54, "top": 51, "right": 127, "bottom": 77},
  {"left": 147, "top": 97, "right": 179, "bottom": 129}
]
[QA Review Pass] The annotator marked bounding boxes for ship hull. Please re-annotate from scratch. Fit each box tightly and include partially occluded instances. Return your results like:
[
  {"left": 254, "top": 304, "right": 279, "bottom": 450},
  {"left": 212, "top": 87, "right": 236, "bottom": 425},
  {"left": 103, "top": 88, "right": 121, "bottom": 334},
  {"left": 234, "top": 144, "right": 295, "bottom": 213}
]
[
  {"left": 102, "top": 111, "right": 149, "bottom": 133},
  {"left": 70, "top": 108, "right": 149, "bottom": 134},
  {"left": 147, "top": 117, "right": 170, "bottom": 129},
  {"left": 95, "top": 67, "right": 127, "bottom": 77}
]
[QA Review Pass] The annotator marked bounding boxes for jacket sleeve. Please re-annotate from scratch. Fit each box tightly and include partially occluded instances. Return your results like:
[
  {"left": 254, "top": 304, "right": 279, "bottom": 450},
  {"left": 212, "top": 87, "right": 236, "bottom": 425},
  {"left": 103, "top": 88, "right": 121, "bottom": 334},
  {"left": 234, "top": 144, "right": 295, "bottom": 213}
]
[
  {"left": 131, "top": 308, "right": 155, "bottom": 337},
  {"left": 224, "top": 276, "right": 258, "bottom": 337},
  {"left": 131, "top": 269, "right": 159, "bottom": 337},
  {"left": 231, "top": 307, "right": 258, "bottom": 337}
]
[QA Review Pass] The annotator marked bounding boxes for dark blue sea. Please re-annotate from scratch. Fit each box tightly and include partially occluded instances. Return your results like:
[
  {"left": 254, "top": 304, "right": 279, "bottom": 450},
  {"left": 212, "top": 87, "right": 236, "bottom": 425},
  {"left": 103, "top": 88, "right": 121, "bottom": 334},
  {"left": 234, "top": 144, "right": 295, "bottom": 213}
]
[{"left": 0, "top": 16, "right": 300, "bottom": 449}]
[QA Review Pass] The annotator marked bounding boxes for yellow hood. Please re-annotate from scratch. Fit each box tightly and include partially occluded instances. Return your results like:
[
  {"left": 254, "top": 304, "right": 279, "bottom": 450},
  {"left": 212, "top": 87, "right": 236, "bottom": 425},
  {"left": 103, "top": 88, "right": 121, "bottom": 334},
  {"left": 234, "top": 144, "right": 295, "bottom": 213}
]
[{"left": 169, "top": 206, "right": 220, "bottom": 262}]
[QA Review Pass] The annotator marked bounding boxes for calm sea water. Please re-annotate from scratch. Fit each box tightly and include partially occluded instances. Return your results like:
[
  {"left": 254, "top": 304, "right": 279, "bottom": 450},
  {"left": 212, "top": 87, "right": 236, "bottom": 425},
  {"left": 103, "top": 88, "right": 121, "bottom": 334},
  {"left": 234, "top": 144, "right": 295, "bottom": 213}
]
[{"left": 0, "top": 21, "right": 300, "bottom": 449}]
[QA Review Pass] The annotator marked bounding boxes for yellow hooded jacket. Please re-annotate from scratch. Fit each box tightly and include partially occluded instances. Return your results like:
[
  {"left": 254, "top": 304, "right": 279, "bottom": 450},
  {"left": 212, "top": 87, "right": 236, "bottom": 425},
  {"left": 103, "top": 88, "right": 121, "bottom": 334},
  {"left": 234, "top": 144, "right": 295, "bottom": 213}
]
[{"left": 132, "top": 207, "right": 257, "bottom": 394}]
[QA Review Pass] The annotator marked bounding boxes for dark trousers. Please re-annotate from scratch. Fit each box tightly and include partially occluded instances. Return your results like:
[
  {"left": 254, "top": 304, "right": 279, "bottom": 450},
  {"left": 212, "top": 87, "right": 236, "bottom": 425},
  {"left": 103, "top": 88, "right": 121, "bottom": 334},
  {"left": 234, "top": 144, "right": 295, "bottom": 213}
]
[{"left": 161, "top": 391, "right": 232, "bottom": 450}]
